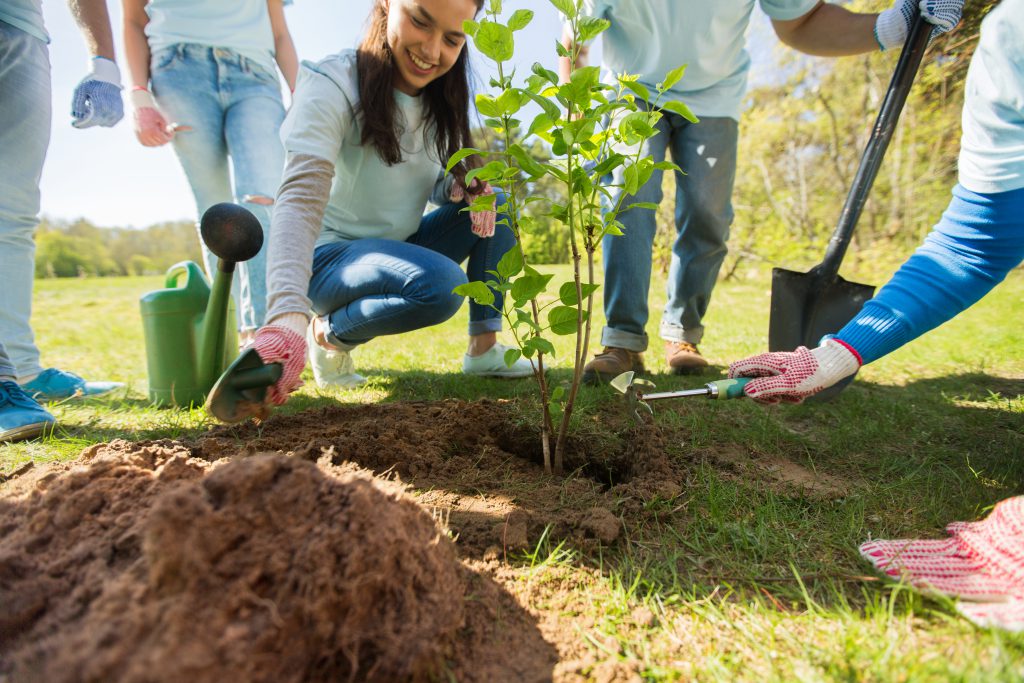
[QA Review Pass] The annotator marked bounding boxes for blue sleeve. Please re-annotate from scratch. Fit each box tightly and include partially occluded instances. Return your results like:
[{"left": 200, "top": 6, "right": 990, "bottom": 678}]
[{"left": 837, "top": 184, "right": 1024, "bottom": 364}]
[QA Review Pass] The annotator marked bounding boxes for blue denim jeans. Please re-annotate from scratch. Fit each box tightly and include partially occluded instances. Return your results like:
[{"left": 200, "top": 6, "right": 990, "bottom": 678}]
[
  {"left": 603, "top": 111, "right": 738, "bottom": 351},
  {"left": 0, "top": 20, "right": 51, "bottom": 380},
  {"left": 0, "top": 342, "right": 16, "bottom": 381},
  {"left": 307, "top": 199, "right": 515, "bottom": 346},
  {"left": 150, "top": 43, "right": 286, "bottom": 332}
]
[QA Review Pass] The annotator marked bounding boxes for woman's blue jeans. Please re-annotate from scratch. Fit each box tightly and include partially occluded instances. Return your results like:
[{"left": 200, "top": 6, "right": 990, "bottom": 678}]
[
  {"left": 308, "top": 199, "right": 515, "bottom": 346},
  {"left": 150, "top": 43, "right": 286, "bottom": 332}
]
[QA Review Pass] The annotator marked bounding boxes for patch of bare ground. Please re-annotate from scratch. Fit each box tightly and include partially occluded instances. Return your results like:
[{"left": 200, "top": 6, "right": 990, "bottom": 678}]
[
  {"left": 709, "top": 442, "right": 854, "bottom": 500},
  {"left": 0, "top": 399, "right": 746, "bottom": 681}
]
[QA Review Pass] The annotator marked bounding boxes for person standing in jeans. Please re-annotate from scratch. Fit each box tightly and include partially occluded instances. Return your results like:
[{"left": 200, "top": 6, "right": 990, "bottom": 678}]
[
  {"left": 123, "top": 0, "right": 298, "bottom": 347},
  {"left": 560, "top": 0, "right": 964, "bottom": 383},
  {"left": 0, "top": 0, "right": 125, "bottom": 415}
]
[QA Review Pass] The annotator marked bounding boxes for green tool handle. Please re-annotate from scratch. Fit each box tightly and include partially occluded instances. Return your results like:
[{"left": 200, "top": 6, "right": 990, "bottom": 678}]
[
  {"left": 229, "top": 363, "right": 282, "bottom": 390},
  {"left": 707, "top": 377, "right": 753, "bottom": 400}
]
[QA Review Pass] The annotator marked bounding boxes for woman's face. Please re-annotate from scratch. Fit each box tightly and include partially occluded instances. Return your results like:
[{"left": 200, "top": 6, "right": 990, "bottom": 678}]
[{"left": 385, "top": 0, "right": 478, "bottom": 96}]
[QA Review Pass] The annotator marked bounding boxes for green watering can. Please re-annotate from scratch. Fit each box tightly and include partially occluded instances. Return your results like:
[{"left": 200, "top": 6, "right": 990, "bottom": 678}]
[{"left": 139, "top": 203, "right": 263, "bottom": 407}]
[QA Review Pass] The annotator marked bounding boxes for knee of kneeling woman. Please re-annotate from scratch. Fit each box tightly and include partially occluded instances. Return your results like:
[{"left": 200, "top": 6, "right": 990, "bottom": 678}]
[{"left": 417, "top": 267, "right": 467, "bottom": 325}]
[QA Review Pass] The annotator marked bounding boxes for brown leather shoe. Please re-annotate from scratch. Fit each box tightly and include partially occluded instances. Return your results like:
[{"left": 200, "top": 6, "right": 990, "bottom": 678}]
[
  {"left": 582, "top": 346, "right": 645, "bottom": 385},
  {"left": 666, "top": 341, "right": 709, "bottom": 375}
]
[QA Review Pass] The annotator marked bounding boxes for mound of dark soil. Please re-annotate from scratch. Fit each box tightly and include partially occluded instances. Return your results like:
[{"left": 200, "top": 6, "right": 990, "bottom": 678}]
[{"left": 0, "top": 446, "right": 466, "bottom": 683}]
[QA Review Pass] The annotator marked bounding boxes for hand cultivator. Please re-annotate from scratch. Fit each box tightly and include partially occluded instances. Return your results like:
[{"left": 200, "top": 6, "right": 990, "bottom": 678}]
[{"left": 610, "top": 371, "right": 751, "bottom": 422}]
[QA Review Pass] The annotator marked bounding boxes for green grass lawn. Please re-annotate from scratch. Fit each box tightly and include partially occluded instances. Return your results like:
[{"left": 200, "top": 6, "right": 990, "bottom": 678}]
[{"left": 3, "top": 265, "right": 1023, "bottom": 681}]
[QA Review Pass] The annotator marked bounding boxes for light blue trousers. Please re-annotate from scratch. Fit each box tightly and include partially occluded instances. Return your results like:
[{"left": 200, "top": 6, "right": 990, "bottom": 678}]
[
  {"left": 602, "top": 111, "right": 738, "bottom": 351},
  {"left": 0, "top": 20, "right": 51, "bottom": 380},
  {"left": 150, "top": 43, "right": 286, "bottom": 332}
]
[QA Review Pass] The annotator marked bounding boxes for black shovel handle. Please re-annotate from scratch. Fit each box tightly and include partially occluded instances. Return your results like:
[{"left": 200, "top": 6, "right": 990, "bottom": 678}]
[{"left": 818, "top": 12, "right": 933, "bottom": 282}]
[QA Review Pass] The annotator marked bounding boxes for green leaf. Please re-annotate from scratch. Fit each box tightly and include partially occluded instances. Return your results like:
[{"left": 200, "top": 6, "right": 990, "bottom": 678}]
[
  {"left": 661, "top": 64, "right": 687, "bottom": 92},
  {"left": 623, "top": 80, "right": 650, "bottom": 102},
  {"left": 445, "top": 148, "right": 482, "bottom": 173},
  {"left": 578, "top": 16, "right": 610, "bottom": 42},
  {"left": 531, "top": 62, "right": 560, "bottom": 86},
  {"left": 475, "top": 94, "right": 502, "bottom": 118},
  {"left": 526, "top": 112, "right": 555, "bottom": 138},
  {"left": 489, "top": 0, "right": 502, "bottom": 14},
  {"left": 626, "top": 202, "right": 659, "bottom": 211},
  {"left": 453, "top": 281, "right": 494, "bottom": 306},
  {"left": 496, "top": 246, "right": 523, "bottom": 280},
  {"left": 623, "top": 164, "right": 639, "bottom": 196},
  {"left": 653, "top": 160, "right": 681, "bottom": 172},
  {"left": 508, "top": 9, "right": 533, "bottom": 31},
  {"left": 522, "top": 88, "right": 561, "bottom": 120},
  {"left": 515, "top": 308, "right": 540, "bottom": 331},
  {"left": 462, "top": 19, "right": 480, "bottom": 38},
  {"left": 523, "top": 336, "right": 556, "bottom": 358},
  {"left": 558, "top": 281, "right": 599, "bottom": 306},
  {"left": 549, "top": 0, "right": 575, "bottom": 19},
  {"left": 661, "top": 100, "right": 699, "bottom": 123},
  {"left": 496, "top": 88, "right": 525, "bottom": 116},
  {"left": 512, "top": 272, "right": 553, "bottom": 305},
  {"left": 550, "top": 385, "right": 566, "bottom": 401},
  {"left": 503, "top": 347, "right": 523, "bottom": 367},
  {"left": 591, "top": 152, "right": 626, "bottom": 176},
  {"left": 548, "top": 305, "right": 580, "bottom": 335},
  {"left": 475, "top": 21, "right": 514, "bottom": 62},
  {"left": 508, "top": 143, "right": 546, "bottom": 179},
  {"left": 555, "top": 39, "right": 571, "bottom": 58}
]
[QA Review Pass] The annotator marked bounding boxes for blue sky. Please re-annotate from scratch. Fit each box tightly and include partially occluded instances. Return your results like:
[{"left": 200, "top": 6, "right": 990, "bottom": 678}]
[{"left": 39, "top": 0, "right": 779, "bottom": 228}]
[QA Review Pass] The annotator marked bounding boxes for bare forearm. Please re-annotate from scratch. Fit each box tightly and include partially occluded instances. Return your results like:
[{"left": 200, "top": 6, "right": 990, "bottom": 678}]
[
  {"left": 558, "top": 25, "right": 588, "bottom": 83},
  {"left": 67, "top": 0, "right": 116, "bottom": 60},
  {"left": 773, "top": 2, "right": 879, "bottom": 57},
  {"left": 122, "top": 23, "right": 151, "bottom": 88},
  {"left": 275, "top": 35, "right": 298, "bottom": 91}
]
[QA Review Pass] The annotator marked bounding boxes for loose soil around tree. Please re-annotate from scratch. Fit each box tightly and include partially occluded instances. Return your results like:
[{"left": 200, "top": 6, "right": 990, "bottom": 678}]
[{"left": 0, "top": 399, "right": 858, "bottom": 682}]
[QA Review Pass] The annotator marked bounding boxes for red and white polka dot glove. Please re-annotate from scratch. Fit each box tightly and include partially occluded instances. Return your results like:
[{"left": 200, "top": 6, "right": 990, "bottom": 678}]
[
  {"left": 451, "top": 179, "right": 496, "bottom": 238},
  {"left": 728, "top": 338, "right": 862, "bottom": 404},
  {"left": 250, "top": 324, "right": 307, "bottom": 405}
]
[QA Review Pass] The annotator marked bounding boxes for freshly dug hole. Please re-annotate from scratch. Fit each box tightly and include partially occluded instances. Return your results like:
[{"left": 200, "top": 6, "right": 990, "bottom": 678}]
[{"left": 1, "top": 450, "right": 466, "bottom": 683}]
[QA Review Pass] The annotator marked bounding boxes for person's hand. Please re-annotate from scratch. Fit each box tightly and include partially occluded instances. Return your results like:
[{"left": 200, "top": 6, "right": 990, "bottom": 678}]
[
  {"left": 130, "top": 88, "right": 174, "bottom": 147},
  {"left": 250, "top": 324, "right": 307, "bottom": 406},
  {"left": 875, "top": 0, "right": 963, "bottom": 51},
  {"left": 451, "top": 178, "right": 496, "bottom": 238},
  {"left": 71, "top": 57, "right": 124, "bottom": 129},
  {"left": 727, "top": 339, "right": 862, "bottom": 404}
]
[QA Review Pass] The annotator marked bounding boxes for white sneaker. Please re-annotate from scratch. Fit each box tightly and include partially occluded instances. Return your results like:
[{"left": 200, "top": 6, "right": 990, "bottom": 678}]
[
  {"left": 462, "top": 343, "right": 535, "bottom": 378},
  {"left": 306, "top": 323, "right": 367, "bottom": 388}
]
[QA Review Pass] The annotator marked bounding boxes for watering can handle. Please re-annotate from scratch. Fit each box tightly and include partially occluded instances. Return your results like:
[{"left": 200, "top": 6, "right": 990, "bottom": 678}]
[{"left": 163, "top": 260, "right": 207, "bottom": 290}]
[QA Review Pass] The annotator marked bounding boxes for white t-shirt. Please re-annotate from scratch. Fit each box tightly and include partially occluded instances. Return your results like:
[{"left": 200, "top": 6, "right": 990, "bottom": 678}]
[
  {"left": 280, "top": 50, "right": 444, "bottom": 246},
  {"left": 144, "top": 0, "right": 290, "bottom": 76},
  {"left": 578, "top": 0, "right": 819, "bottom": 120},
  {"left": 958, "top": 0, "right": 1024, "bottom": 194}
]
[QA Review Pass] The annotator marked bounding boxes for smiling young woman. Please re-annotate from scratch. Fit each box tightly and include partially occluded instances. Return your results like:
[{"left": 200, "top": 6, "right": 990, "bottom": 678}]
[{"left": 245, "top": 0, "right": 536, "bottom": 409}]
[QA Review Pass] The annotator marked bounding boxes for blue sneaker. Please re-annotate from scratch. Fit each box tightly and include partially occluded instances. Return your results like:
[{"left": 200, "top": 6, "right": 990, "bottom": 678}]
[
  {"left": 0, "top": 380, "right": 56, "bottom": 442},
  {"left": 19, "top": 368, "right": 124, "bottom": 402}
]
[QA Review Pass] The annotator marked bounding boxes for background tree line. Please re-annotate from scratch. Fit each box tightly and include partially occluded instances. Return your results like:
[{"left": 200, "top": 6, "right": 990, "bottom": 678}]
[
  {"left": 34, "top": 218, "right": 200, "bottom": 278},
  {"left": 37, "top": 0, "right": 998, "bottom": 278}
]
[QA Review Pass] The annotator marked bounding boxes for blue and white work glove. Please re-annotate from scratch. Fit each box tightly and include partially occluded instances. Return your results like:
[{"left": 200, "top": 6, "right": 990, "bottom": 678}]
[
  {"left": 71, "top": 57, "right": 124, "bottom": 129},
  {"left": 875, "top": 0, "right": 963, "bottom": 51}
]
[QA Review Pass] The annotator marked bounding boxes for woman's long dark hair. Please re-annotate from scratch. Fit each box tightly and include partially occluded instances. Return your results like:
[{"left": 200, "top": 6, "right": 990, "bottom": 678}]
[{"left": 356, "top": 0, "right": 482, "bottom": 180}]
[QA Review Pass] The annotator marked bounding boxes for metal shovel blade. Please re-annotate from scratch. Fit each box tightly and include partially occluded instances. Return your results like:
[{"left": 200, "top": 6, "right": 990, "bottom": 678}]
[
  {"left": 769, "top": 267, "right": 875, "bottom": 353},
  {"left": 205, "top": 348, "right": 282, "bottom": 423}
]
